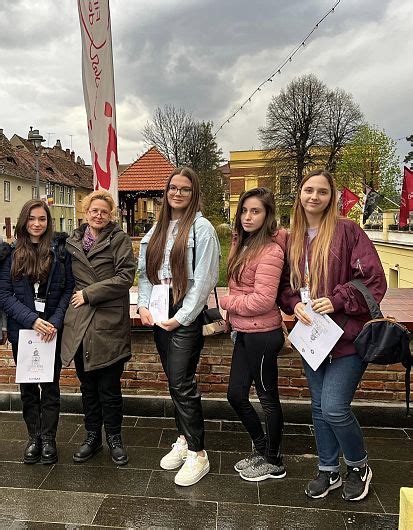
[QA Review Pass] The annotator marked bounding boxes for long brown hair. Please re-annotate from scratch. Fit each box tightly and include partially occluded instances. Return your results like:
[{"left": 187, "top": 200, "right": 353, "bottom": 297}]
[
  {"left": 228, "top": 187, "right": 277, "bottom": 284},
  {"left": 289, "top": 168, "right": 338, "bottom": 298},
  {"left": 145, "top": 166, "right": 201, "bottom": 304},
  {"left": 11, "top": 199, "right": 53, "bottom": 282}
]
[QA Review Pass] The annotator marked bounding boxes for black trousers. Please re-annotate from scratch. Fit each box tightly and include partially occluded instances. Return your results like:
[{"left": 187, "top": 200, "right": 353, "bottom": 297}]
[
  {"left": 74, "top": 348, "right": 125, "bottom": 435},
  {"left": 154, "top": 299, "right": 205, "bottom": 452},
  {"left": 12, "top": 339, "right": 62, "bottom": 439},
  {"left": 227, "top": 329, "right": 284, "bottom": 465}
]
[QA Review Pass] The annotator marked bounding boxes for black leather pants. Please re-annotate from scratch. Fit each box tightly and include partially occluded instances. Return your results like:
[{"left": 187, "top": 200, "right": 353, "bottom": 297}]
[{"left": 154, "top": 300, "right": 205, "bottom": 452}]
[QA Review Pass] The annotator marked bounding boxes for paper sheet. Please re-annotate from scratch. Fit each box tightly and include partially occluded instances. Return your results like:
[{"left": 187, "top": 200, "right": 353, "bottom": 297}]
[
  {"left": 15, "top": 330, "right": 56, "bottom": 383},
  {"left": 149, "top": 284, "right": 169, "bottom": 324},
  {"left": 288, "top": 304, "right": 344, "bottom": 371}
]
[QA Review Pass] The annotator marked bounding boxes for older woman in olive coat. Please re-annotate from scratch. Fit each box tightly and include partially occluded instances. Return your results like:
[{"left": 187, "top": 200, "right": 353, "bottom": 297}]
[{"left": 61, "top": 190, "right": 135, "bottom": 466}]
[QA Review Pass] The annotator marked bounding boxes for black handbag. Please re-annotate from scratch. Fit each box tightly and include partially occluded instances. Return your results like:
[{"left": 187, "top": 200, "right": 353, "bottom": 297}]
[
  {"left": 192, "top": 221, "right": 225, "bottom": 336},
  {"left": 350, "top": 279, "right": 412, "bottom": 414}
]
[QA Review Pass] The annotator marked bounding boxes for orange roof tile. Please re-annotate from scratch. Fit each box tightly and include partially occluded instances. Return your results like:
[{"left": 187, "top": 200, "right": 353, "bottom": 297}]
[{"left": 118, "top": 146, "right": 175, "bottom": 191}]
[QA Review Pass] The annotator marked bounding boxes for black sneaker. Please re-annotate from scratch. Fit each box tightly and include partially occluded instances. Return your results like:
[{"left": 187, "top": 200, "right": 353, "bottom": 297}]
[
  {"left": 305, "top": 470, "right": 342, "bottom": 498},
  {"left": 342, "top": 464, "right": 372, "bottom": 501}
]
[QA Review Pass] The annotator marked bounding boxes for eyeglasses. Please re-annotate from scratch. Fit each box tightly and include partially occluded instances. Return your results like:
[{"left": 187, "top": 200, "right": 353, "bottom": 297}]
[
  {"left": 167, "top": 185, "right": 193, "bottom": 197},
  {"left": 88, "top": 208, "right": 110, "bottom": 218}
]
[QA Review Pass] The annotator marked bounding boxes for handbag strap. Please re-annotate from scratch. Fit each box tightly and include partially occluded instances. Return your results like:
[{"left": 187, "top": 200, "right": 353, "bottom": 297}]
[
  {"left": 350, "top": 279, "right": 383, "bottom": 319},
  {"left": 192, "top": 219, "right": 220, "bottom": 309}
]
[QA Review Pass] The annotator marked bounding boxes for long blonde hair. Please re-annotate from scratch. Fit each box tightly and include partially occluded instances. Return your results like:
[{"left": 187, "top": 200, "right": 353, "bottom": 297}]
[
  {"left": 145, "top": 167, "right": 201, "bottom": 304},
  {"left": 289, "top": 169, "right": 338, "bottom": 298},
  {"left": 228, "top": 187, "right": 277, "bottom": 284}
]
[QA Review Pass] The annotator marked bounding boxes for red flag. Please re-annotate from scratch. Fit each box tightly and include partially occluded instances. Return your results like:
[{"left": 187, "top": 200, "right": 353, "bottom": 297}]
[
  {"left": 399, "top": 166, "right": 413, "bottom": 227},
  {"left": 78, "top": 0, "right": 118, "bottom": 203},
  {"left": 340, "top": 187, "right": 360, "bottom": 216}
]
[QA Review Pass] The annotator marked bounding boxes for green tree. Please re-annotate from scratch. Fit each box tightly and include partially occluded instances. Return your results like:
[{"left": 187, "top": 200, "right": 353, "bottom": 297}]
[{"left": 335, "top": 124, "right": 401, "bottom": 210}]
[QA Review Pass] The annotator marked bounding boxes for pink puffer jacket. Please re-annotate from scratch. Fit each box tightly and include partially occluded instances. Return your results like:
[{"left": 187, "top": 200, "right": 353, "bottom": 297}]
[{"left": 220, "top": 231, "right": 286, "bottom": 333}]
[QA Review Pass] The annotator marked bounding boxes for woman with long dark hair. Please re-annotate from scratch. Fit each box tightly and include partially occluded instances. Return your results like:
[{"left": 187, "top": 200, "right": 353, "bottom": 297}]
[
  {"left": 277, "top": 169, "right": 386, "bottom": 501},
  {"left": 0, "top": 199, "right": 74, "bottom": 464},
  {"left": 220, "top": 187, "right": 287, "bottom": 482},
  {"left": 138, "top": 166, "right": 220, "bottom": 486}
]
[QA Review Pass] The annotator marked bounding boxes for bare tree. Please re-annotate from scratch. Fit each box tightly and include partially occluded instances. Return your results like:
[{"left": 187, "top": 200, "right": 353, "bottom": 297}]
[
  {"left": 142, "top": 107, "right": 225, "bottom": 224},
  {"left": 142, "top": 105, "right": 194, "bottom": 166},
  {"left": 322, "top": 88, "right": 363, "bottom": 173},
  {"left": 259, "top": 74, "right": 363, "bottom": 190}
]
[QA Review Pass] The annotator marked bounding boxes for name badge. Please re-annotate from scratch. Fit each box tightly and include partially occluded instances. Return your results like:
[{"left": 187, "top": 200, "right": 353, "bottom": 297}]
[
  {"left": 299, "top": 287, "right": 311, "bottom": 304},
  {"left": 35, "top": 299, "right": 46, "bottom": 312}
]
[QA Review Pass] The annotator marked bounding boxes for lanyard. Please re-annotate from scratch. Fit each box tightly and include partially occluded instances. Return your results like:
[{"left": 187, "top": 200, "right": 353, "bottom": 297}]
[{"left": 304, "top": 237, "right": 310, "bottom": 288}]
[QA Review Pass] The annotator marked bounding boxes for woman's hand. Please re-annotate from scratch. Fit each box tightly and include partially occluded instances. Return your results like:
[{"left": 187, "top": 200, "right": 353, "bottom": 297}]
[
  {"left": 157, "top": 318, "right": 180, "bottom": 332},
  {"left": 71, "top": 291, "right": 85, "bottom": 308},
  {"left": 294, "top": 302, "right": 312, "bottom": 326},
  {"left": 32, "top": 318, "right": 56, "bottom": 340},
  {"left": 312, "top": 297, "right": 334, "bottom": 315},
  {"left": 138, "top": 307, "right": 154, "bottom": 327},
  {"left": 42, "top": 326, "right": 57, "bottom": 343}
]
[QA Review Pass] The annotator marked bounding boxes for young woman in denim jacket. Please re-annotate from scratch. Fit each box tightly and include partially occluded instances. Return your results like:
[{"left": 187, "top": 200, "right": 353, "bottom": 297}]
[
  {"left": 0, "top": 199, "right": 74, "bottom": 465},
  {"left": 277, "top": 169, "right": 386, "bottom": 502},
  {"left": 138, "top": 167, "right": 220, "bottom": 487},
  {"left": 220, "top": 187, "right": 287, "bottom": 482}
]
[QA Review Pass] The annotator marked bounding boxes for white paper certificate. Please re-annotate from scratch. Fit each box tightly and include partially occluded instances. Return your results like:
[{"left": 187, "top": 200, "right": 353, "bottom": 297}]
[
  {"left": 15, "top": 330, "right": 57, "bottom": 383},
  {"left": 288, "top": 304, "right": 344, "bottom": 371},
  {"left": 149, "top": 284, "right": 169, "bottom": 324}
]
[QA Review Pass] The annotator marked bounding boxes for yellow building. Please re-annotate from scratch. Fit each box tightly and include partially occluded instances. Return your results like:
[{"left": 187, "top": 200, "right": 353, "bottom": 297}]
[
  {"left": 228, "top": 149, "right": 301, "bottom": 226},
  {"left": 365, "top": 211, "right": 413, "bottom": 287}
]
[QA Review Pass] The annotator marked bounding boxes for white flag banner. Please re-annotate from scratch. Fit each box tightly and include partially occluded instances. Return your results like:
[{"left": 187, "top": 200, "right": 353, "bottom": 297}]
[{"left": 78, "top": 0, "right": 118, "bottom": 203}]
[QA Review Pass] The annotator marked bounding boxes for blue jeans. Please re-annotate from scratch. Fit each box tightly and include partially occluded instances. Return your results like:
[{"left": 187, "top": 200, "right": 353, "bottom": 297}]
[{"left": 303, "top": 354, "right": 368, "bottom": 472}]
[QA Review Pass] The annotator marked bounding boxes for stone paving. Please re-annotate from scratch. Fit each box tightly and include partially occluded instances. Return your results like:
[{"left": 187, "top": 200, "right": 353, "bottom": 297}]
[{"left": 0, "top": 411, "right": 411, "bottom": 529}]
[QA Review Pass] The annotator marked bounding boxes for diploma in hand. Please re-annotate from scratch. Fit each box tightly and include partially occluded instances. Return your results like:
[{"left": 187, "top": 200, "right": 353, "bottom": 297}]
[
  {"left": 15, "top": 330, "right": 57, "bottom": 383},
  {"left": 288, "top": 304, "right": 344, "bottom": 371},
  {"left": 149, "top": 284, "right": 169, "bottom": 324}
]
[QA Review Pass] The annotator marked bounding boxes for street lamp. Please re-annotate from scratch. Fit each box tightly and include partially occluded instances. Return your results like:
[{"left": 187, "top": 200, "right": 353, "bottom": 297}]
[{"left": 28, "top": 126, "right": 45, "bottom": 199}]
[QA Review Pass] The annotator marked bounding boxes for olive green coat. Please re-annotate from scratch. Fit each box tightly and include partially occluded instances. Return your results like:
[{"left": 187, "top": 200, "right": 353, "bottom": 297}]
[{"left": 61, "top": 222, "right": 135, "bottom": 371}]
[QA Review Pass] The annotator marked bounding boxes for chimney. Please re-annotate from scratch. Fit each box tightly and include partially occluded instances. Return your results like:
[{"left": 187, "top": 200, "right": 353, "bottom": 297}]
[
  {"left": 70, "top": 150, "right": 75, "bottom": 162},
  {"left": 65, "top": 148, "right": 70, "bottom": 159},
  {"left": 55, "top": 139, "right": 62, "bottom": 149},
  {"left": 0, "top": 128, "right": 3, "bottom": 135}
]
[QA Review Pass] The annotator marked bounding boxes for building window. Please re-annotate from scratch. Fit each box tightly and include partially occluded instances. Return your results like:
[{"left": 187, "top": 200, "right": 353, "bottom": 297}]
[
  {"left": 4, "top": 181, "right": 10, "bottom": 202},
  {"left": 66, "top": 187, "right": 73, "bottom": 206},
  {"left": 280, "top": 175, "right": 291, "bottom": 195},
  {"left": 49, "top": 183, "right": 55, "bottom": 203},
  {"left": 67, "top": 218, "right": 73, "bottom": 234},
  {"left": 32, "top": 186, "right": 37, "bottom": 199},
  {"left": 59, "top": 186, "right": 64, "bottom": 204}
]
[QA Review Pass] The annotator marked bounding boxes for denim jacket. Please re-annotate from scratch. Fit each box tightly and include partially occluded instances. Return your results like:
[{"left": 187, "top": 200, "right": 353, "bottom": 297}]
[{"left": 137, "top": 212, "right": 220, "bottom": 326}]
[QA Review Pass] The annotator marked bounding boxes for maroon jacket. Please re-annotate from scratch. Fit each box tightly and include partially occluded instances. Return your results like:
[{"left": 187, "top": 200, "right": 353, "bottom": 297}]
[{"left": 277, "top": 219, "right": 387, "bottom": 358}]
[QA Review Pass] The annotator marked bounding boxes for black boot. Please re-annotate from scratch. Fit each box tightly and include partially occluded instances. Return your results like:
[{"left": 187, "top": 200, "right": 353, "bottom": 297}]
[
  {"left": 73, "top": 431, "right": 103, "bottom": 463},
  {"left": 23, "top": 435, "right": 42, "bottom": 464},
  {"left": 41, "top": 436, "right": 58, "bottom": 465},
  {"left": 107, "top": 433, "right": 128, "bottom": 466}
]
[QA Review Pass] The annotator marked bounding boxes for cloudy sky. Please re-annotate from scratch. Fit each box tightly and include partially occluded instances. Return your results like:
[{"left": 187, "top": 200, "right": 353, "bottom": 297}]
[{"left": 0, "top": 0, "right": 411, "bottom": 166}]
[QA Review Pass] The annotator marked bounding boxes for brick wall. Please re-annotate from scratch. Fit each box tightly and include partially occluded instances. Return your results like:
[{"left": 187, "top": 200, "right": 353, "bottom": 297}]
[{"left": 0, "top": 332, "right": 411, "bottom": 403}]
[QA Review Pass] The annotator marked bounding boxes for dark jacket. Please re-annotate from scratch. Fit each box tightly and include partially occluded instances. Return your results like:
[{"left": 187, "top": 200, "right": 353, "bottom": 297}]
[
  {"left": 0, "top": 234, "right": 75, "bottom": 344},
  {"left": 61, "top": 222, "right": 135, "bottom": 371},
  {"left": 277, "top": 219, "right": 387, "bottom": 358}
]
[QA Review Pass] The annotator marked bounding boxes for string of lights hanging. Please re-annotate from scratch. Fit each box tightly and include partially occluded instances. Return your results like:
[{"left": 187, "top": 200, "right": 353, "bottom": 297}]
[{"left": 213, "top": 0, "right": 341, "bottom": 137}]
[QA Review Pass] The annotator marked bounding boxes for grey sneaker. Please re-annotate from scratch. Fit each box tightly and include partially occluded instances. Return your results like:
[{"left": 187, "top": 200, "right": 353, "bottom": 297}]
[
  {"left": 234, "top": 451, "right": 263, "bottom": 473},
  {"left": 239, "top": 456, "right": 286, "bottom": 482}
]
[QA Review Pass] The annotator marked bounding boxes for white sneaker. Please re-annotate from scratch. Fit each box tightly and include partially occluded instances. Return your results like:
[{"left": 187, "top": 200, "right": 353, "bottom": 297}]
[
  {"left": 174, "top": 450, "right": 210, "bottom": 486},
  {"left": 160, "top": 438, "right": 188, "bottom": 470}
]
